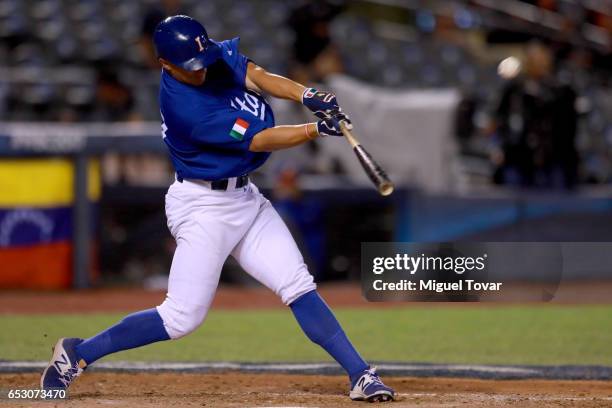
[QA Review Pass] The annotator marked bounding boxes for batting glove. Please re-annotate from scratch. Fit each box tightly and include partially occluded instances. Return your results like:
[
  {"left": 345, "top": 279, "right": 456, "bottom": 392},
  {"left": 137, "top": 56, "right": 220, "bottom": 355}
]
[
  {"left": 316, "top": 110, "right": 353, "bottom": 137},
  {"left": 302, "top": 88, "right": 341, "bottom": 120}
]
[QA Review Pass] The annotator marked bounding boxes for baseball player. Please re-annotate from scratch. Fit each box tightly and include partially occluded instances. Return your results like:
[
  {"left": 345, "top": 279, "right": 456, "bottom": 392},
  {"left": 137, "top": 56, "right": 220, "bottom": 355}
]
[{"left": 41, "top": 15, "right": 395, "bottom": 402}]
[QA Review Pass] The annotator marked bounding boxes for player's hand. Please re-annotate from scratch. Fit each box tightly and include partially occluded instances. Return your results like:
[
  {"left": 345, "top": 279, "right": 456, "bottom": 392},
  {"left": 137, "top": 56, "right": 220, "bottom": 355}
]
[
  {"left": 302, "top": 88, "right": 341, "bottom": 119},
  {"left": 316, "top": 110, "right": 352, "bottom": 137}
]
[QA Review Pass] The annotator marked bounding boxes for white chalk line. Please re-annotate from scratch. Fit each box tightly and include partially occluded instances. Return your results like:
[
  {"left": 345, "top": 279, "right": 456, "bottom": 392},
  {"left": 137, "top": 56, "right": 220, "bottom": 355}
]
[
  {"left": 0, "top": 361, "right": 539, "bottom": 375},
  {"left": 401, "top": 393, "right": 612, "bottom": 401}
]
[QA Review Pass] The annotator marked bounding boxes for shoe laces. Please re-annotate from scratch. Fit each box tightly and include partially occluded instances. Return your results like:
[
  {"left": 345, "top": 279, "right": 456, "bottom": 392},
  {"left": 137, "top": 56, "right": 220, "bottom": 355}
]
[
  {"left": 364, "top": 367, "right": 384, "bottom": 387},
  {"left": 368, "top": 367, "right": 382, "bottom": 385}
]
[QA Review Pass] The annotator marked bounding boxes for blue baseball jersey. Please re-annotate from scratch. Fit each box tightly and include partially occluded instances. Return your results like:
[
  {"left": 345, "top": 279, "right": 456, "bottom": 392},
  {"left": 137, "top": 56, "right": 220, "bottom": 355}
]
[{"left": 159, "top": 38, "right": 274, "bottom": 181}]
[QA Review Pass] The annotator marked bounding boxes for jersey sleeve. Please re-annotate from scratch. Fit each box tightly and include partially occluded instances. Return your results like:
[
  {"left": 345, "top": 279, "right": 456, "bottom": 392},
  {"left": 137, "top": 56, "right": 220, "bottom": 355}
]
[
  {"left": 216, "top": 37, "right": 250, "bottom": 88},
  {"left": 190, "top": 108, "right": 269, "bottom": 151}
]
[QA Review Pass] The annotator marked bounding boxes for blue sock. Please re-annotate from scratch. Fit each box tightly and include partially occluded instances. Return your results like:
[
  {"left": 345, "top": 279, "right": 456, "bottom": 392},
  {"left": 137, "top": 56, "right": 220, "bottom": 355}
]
[
  {"left": 290, "top": 290, "right": 368, "bottom": 384},
  {"left": 75, "top": 308, "right": 170, "bottom": 365}
]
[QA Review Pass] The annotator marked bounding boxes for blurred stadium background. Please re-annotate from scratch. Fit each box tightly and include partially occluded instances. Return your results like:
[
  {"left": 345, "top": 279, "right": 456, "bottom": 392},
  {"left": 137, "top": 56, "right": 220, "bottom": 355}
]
[
  {"left": 1, "top": 0, "right": 611, "bottom": 290},
  {"left": 0, "top": 1, "right": 611, "bottom": 406}
]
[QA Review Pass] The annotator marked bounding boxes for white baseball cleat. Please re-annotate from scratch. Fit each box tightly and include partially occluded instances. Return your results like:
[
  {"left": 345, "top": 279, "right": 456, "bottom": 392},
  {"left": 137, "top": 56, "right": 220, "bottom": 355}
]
[{"left": 349, "top": 367, "right": 395, "bottom": 402}]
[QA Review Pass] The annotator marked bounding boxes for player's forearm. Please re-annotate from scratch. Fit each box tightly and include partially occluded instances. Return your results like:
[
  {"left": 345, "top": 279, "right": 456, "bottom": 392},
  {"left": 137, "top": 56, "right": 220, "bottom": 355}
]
[
  {"left": 247, "top": 63, "right": 305, "bottom": 102},
  {"left": 249, "top": 124, "right": 318, "bottom": 152}
]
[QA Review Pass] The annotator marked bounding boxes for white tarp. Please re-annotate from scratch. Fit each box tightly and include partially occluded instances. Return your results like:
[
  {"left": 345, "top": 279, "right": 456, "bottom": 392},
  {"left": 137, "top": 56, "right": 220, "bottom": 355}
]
[
  {"left": 328, "top": 75, "right": 463, "bottom": 192},
  {"left": 267, "top": 75, "right": 464, "bottom": 192}
]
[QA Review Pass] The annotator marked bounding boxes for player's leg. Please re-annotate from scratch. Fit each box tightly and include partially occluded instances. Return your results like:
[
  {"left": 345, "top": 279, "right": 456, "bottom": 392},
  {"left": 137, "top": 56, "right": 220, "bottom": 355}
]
[
  {"left": 75, "top": 235, "right": 227, "bottom": 362},
  {"left": 40, "top": 306, "right": 170, "bottom": 389},
  {"left": 230, "top": 198, "right": 367, "bottom": 378},
  {"left": 230, "top": 187, "right": 394, "bottom": 401},
  {"left": 41, "top": 183, "right": 245, "bottom": 389},
  {"left": 41, "top": 237, "right": 226, "bottom": 390}
]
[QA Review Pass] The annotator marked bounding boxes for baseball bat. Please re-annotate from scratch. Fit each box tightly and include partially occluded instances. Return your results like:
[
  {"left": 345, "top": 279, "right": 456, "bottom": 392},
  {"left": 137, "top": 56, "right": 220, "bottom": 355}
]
[{"left": 338, "top": 121, "right": 394, "bottom": 196}]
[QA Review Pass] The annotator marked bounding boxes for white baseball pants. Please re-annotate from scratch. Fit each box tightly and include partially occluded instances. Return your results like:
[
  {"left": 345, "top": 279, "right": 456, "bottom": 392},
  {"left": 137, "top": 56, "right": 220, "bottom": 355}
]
[{"left": 157, "top": 179, "right": 316, "bottom": 339}]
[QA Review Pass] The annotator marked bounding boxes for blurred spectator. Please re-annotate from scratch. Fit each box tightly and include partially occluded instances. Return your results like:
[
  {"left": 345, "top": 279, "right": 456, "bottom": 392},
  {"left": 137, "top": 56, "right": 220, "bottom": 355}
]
[
  {"left": 287, "top": 0, "right": 345, "bottom": 84},
  {"left": 491, "top": 41, "right": 578, "bottom": 189},
  {"left": 140, "top": 0, "right": 184, "bottom": 69},
  {"left": 272, "top": 168, "right": 326, "bottom": 279},
  {"left": 454, "top": 94, "right": 478, "bottom": 147},
  {"left": 92, "top": 66, "right": 169, "bottom": 189},
  {"left": 93, "top": 68, "right": 141, "bottom": 122}
]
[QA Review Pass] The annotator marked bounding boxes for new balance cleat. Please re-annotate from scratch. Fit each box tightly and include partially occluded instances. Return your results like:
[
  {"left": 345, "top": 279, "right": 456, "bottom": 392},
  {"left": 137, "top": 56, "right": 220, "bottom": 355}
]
[
  {"left": 41, "top": 338, "right": 87, "bottom": 390},
  {"left": 350, "top": 367, "right": 395, "bottom": 402}
]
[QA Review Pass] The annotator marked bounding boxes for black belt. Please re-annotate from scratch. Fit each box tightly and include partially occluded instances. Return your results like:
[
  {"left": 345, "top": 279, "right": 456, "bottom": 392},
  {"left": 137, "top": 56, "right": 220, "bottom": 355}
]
[
  {"left": 177, "top": 174, "right": 249, "bottom": 190},
  {"left": 211, "top": 175, "right": 249, "bottom": 190}
]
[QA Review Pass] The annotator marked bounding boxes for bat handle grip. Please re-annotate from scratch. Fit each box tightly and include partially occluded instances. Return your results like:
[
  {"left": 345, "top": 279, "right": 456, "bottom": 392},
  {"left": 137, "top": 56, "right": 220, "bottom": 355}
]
[{"left": 330, "top": 118, "right": 359, "bottom": 148}]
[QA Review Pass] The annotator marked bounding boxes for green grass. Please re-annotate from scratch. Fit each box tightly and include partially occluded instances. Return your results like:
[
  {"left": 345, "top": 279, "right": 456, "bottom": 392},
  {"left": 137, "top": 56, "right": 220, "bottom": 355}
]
[{"left": 1, "top": 305, "right": 611, "bottom": 366}]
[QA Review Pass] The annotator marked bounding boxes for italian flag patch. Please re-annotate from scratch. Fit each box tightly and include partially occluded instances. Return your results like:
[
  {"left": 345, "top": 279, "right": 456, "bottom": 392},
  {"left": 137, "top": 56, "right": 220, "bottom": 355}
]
[{"left": 230, "top": 118, "right": 249, "bottom": 140}]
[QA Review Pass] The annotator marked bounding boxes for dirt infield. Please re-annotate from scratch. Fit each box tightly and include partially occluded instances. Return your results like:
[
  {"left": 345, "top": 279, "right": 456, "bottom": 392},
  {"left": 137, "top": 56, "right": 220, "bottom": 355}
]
[
  {"left": 0, "top": 285, "right": 370, "bottom": 314},
  {"left": 1, "top": 281, "right": 612, "bottom": 315},
  {"left": 2, "top": 372, "right": 612, "bottom": 407}
]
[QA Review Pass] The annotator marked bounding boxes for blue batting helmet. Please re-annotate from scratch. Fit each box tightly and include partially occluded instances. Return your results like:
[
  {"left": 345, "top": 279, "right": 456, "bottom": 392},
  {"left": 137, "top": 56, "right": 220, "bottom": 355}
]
[{"left": 153, "top": 15, "right": 221, "bottom": 71}]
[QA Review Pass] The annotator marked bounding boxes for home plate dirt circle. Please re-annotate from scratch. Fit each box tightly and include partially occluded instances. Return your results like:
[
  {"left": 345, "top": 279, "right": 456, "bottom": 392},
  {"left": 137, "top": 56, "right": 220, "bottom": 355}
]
[{"left": 2, "top": 372, "right": 612, "bottom": 408}]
